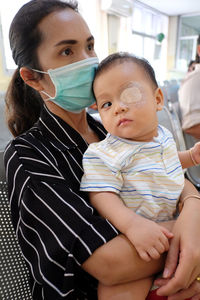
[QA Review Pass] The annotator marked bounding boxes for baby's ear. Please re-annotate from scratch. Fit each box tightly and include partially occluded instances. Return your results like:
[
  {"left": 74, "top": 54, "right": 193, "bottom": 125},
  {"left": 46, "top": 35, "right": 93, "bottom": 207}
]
[{"left": 155, "top": 88, "right": 164, "bottom": 111}]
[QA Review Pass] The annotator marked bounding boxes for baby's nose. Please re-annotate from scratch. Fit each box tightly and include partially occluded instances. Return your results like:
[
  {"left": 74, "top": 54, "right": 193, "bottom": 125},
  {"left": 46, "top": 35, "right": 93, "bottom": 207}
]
[{"left": 114, "top": 101, "right": 128, "bottom": 114}]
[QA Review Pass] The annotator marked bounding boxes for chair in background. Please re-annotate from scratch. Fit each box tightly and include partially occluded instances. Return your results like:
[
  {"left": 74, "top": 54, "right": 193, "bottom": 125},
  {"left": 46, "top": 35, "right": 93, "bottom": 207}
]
[
  {"left": 0, "top": 151, "right": 33, "bottom": 299},
  {"left": 162, "top": 79, "right": 180, "bottom": 103},
  {"left": 157, "top": 105, "right": 186, "bottom": 152},
  {"left": 160, "top": 83, "right": 200, "bottom": 189},
  {"left": 158, "top": 85, "right": 186, "bottom": 153}
]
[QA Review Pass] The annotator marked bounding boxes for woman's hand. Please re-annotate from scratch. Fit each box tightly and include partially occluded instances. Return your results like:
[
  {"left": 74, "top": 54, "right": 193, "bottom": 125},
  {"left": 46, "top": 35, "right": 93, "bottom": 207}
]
[
  {"left": 155, "top": 180, "right": 200, "bottom": 298},
  {"left": 155, "top": 277, "right": 200, "bottom": 300}
]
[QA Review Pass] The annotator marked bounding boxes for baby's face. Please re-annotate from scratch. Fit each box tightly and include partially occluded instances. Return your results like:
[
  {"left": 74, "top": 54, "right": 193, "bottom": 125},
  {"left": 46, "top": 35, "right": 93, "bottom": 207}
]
[{"left": 93, "top": 61, "right": 163, "bottom": 142}]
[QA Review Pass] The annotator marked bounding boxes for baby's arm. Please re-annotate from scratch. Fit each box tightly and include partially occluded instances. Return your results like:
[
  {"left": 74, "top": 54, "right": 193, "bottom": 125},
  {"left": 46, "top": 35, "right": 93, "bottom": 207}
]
[
  {"left": 178, "top": 142, "right": 200, "bottom": 169},
  {"left": 90, "top": 191, "right": 173, "bottom": 262}
]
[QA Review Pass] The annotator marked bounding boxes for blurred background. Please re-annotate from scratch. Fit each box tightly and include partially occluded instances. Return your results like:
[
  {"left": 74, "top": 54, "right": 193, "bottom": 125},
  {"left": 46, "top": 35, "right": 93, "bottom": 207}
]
[
  {"left": 0, "top": 0, "right": 200, "bottom": 91},
  {"left": 1, "top": 0, "right": 200, "bottom": 186},
  {"left": 0, "top": 1, "right": 200, "bottom": 185}
]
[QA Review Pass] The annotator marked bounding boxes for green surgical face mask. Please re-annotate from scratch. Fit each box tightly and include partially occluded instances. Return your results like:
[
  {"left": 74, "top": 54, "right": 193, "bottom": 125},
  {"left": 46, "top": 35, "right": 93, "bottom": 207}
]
[{"left": 33, "top": 57, "right": 99, "bottom": 113}]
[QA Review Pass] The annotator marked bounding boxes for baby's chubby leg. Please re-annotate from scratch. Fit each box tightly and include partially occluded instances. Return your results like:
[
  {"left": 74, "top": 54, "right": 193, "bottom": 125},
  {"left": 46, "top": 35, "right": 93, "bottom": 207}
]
[
  {"left": 98, "top": 276, "right": 153, "bottom": 300},
  {"left": 98, "top": 221, "right": 175, "bottom": 300}
]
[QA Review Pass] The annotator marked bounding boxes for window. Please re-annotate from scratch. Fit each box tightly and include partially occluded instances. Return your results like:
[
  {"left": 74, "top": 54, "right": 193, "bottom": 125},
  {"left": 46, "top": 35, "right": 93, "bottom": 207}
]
[
  {"left": 130, "top": 1, "right": 168, "bottom": 83},
  {"left": 177, "top": 15, "right": 200, "bottom": 71},
  {"left": 0, "top": 1, "right": 29, "bottom": 73}
]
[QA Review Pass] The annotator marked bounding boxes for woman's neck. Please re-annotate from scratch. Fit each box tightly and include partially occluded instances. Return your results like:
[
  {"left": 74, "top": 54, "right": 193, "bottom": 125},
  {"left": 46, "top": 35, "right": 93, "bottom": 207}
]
[{"left": 46, "top": 102, "right": 99, "bottom": 143}]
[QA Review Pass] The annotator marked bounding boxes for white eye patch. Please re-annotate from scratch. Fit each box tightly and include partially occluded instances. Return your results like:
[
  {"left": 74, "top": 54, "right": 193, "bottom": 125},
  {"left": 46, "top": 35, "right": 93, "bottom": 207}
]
[{"left": 119, "top": 85, "right": 142, "bottom": 105}]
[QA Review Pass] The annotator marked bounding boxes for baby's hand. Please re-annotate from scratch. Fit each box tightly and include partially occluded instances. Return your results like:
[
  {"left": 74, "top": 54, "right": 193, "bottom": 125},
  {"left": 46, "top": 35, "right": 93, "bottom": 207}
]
[
  {"left": 126, "top": 216, "right": 173, "bottom": 262},
  {"left": 190, "top": 142, "right": 200, "bottom": 166}
]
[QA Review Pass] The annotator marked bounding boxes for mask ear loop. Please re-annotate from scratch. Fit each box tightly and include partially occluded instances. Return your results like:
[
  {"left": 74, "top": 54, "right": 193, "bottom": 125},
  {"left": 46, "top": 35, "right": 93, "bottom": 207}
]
[
  {"left": 31, "top": 68, "right": 48, "bottom": 74},
  {"left": 31, "top": 68, "right": 54, "bottom": 101},
  {"left": 40, "top": 91, "right": 52, "bottom": 102}
]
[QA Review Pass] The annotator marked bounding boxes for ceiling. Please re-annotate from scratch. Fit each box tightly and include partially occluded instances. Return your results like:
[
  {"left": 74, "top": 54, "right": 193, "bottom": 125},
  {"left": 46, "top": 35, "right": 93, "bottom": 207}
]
[{"left": 138, "top": 0, "right": 200, "bottom": 16}]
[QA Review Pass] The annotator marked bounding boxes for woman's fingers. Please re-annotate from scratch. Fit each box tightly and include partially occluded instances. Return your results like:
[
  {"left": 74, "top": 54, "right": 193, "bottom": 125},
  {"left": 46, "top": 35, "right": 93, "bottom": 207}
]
[
  {"left": 191, "top": 294, "right": 200, "bottom": 300},
  {"left": 167, "top": 280, "right": 200, "bottom": 300},
  {"left": 154, "top": 277, "right": 170, "bottom": 287},
  {"left": 155, "top": 278, "right": 200, "bottom": 300},
  {"left": 157, "top": 252, "right": 193, "bottom": 295},
  {"left": 162, "top": 237, "right": 179, "bottom": 279},
  {"left": 156, "top": 248, "right": 200, "bottom": 297}
]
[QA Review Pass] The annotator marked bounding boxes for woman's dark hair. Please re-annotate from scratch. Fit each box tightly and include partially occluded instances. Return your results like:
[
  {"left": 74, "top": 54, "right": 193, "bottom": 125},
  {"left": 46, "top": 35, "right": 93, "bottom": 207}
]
[
  {"left": 94, "top": 52, "right": 158, "bottom": 89},
  {"left": 6, "top": 0, "right": 78, "bottom": 137}
]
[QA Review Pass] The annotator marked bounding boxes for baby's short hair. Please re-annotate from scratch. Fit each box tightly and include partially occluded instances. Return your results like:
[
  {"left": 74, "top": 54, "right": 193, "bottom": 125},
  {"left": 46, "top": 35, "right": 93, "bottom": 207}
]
[{"left": 94, "top": 52, "right": 158, "bottom": 89}]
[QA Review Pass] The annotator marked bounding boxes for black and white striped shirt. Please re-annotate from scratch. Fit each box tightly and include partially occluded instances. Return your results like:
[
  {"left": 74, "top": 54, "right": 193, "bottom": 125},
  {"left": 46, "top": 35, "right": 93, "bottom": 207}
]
[{"left": 4, "top": 105, "right": 118, "bottom": 300}]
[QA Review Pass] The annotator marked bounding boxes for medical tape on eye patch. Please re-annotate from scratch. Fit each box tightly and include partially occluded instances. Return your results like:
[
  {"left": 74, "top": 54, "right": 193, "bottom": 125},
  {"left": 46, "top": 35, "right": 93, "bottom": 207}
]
[{"left": 119, "top": 83, "right": 143, "bottom": 105}]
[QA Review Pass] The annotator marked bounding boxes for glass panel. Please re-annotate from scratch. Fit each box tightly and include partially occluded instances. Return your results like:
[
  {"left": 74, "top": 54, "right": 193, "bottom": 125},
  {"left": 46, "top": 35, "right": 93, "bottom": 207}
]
[
  {"left": 131, "top": 3, "right": 168, "bottom": 82},
  {"left": 132, "top": 7, "right": 142, "bottom": 32},
  {"left": 180, "top": 15, "right": 200, "bottom": 37},
  {"left": 132, "top": 34, "right": 143, "bottom": 57},
  {"left": 144, "top": 37, "right": 155, "bottom": 64},
  {"left": 143, "top": 11, "right": 153, "bottom": 35},
  {"left": 177, "top": 39, "right": 194, "bottom": 70},
  {"left": 0, "top": 0, "right": 29, "bottom": 70},
  {"left": 181, "top": 24, "right": 198, "bottom": 37},
  {"left": 177, "top": 15, "right": 200, "bottom": 70}
]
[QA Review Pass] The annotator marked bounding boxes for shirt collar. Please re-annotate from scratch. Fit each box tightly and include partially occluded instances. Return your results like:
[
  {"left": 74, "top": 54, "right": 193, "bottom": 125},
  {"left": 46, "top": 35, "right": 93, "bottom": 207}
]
[{"left": 37, "top": 105, "right": 106, "bottom": 151}]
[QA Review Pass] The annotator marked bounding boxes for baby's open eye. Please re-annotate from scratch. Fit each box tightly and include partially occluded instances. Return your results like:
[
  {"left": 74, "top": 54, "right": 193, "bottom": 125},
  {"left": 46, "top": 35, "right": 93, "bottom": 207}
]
[{"left": 102, "top": 101, "right": 112, "bottom": 109}]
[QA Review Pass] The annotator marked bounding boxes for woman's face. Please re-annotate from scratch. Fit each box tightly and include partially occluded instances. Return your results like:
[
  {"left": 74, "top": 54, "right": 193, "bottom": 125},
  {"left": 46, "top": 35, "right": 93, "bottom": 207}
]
[{"left": 36, "top": 8, "right": 96, "bottom": 98}]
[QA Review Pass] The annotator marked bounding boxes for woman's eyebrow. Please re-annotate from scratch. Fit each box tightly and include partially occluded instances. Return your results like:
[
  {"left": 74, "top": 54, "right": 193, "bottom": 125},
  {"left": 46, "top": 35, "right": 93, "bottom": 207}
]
[
  {"left": 54, "top": 39, "right": 77, "bottom": 47},
  {"left": 54, "top": 35, "right": 94, "bottom": 47},
  {"left": 87, "top": 35, "right": 94, "bottom": 42}
]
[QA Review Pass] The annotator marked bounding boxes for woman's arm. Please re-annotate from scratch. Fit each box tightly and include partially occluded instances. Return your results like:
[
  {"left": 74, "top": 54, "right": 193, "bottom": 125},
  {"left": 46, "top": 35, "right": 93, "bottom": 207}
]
[
  {"left": 83, "top": 179, "right": 200, "bottom": 300},
  {"left": 83, "top": 193, "right": 166, "bottom": 285}
]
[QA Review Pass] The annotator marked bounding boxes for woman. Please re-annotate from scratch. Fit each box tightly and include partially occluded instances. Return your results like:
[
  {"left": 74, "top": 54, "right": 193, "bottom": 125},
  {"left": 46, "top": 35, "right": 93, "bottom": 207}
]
[{"left": 4, "top": 0, "right": 200, "bottom": 299}]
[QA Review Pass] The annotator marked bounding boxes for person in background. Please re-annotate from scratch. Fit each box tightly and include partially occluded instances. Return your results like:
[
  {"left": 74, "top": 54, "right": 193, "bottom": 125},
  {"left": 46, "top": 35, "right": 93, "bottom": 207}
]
[
  {"left": 80, "top": 52, "right": 200, "bottom": 299},
  {"left": 187, "top": 60, "right": 196, "bottom": 73},
  {"left": 4, "top": 1, "right": 200, "bottom": 299},
  {"left": 179, "top": 35, "right": 200, "bottom": 139}
]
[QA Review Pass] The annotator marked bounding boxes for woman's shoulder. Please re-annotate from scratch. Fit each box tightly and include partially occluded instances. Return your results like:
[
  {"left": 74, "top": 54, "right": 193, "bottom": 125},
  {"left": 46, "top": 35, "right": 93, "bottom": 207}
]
[
  {"left": 4, "top": 126, "right": 44, "bottom": 157},
  {"left": 3, "top": 124, "right": 55, "bottom": 176}
]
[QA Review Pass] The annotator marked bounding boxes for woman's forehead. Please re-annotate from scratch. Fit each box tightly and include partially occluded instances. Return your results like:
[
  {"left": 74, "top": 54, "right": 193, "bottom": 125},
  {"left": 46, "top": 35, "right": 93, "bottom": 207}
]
[{"left": 38, "top": 8, "right": 91, "bottom": 46}]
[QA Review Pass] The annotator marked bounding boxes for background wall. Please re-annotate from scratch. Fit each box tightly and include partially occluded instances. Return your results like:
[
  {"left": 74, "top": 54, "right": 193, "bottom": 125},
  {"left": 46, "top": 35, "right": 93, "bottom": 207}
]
[
  {"left": 0, "top": 0, "right": 197, "bottom": 92},
  {"left": 0, "top": 50, "right": 11, "bottom": 92}
]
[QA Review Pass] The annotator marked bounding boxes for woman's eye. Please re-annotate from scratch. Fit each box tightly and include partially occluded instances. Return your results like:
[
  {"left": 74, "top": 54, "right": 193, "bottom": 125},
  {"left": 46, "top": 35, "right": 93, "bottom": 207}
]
[
  {"left": 102, "top": 102, "right": 112, "bottom": 109},
  {"left": 62, "top": 48, "right": 72, "bottom": 56},
  {"left": 88, "top": 43, "right": 94, "bottom": 51}
]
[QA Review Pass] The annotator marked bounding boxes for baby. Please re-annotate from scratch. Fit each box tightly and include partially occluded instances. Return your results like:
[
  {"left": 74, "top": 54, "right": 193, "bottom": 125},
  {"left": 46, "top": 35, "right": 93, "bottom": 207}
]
[{"left": 80, "top": 52, "right": 200, "bottom": 299}]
